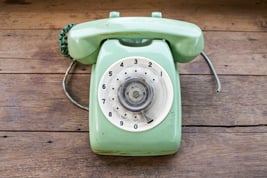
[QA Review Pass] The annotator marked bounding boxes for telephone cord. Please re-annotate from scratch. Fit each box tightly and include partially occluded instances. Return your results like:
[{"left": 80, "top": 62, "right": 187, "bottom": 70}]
[
  {"left": 63, "top": 60, "right": 89, "bottom": 111},
  {"left": 201, "top": 51, "right": 221, "bottom": 93},
  {"left": 58, "top": 23, "right": 75, "bottom": 58},
  {"left": 59, "top": 23, "right": 89, "bottom": 110}
]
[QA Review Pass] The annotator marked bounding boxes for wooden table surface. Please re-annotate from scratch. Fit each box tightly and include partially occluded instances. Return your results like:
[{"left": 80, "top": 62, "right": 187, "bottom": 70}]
[{"left": 1, "top": 0, "right": 267, "bottom": 177}]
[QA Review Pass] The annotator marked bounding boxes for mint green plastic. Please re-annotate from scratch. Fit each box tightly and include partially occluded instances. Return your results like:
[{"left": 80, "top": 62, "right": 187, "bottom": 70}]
[
  {"left": 68, "top": 16, "right": 204, "bottom": 64},
  {"left": 89, "top": 39, "right": 181, "bottom": 156}
]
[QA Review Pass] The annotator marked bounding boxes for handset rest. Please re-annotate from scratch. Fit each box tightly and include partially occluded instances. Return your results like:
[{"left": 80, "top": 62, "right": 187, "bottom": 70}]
[{"left": 68, "top": 15, "right": 204, "bottom": 64}]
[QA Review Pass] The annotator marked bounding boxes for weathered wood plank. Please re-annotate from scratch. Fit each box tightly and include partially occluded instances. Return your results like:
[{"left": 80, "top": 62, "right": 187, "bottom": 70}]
[
  {"left": 0, "top": 132, "right": 266, "bottom": 177},
  {"left": 0, "top": 74, "right": 89, "bottom": 131},
  {"left": 181, "top": 75, "right": 267, "bottom": 126},
  {"left": 0, "top": 74, "right": 266, "bottom": 131},
  {"left": 0, "top": 0, "right": 266, "bottom": 31},
  {"left": 0, "top": 30, "right": 267, "bottom": 75}
]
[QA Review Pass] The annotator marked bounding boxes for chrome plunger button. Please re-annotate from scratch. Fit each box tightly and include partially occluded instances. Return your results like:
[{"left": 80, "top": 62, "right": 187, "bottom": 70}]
[
  {"left": 118, "top": 78, "right": 154, "bottom": 112},
  {"left": 126, "top": 82, "right": 146, "bottom": 104}
]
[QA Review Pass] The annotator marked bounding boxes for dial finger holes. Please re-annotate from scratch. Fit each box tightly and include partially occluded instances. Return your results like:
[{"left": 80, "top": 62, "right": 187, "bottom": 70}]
[{"left": 98, "top": 56, "right": 173, "bottom": 132}]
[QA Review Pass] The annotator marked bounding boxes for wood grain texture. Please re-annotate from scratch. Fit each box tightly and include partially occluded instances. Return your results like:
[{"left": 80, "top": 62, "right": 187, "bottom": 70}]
[
  {"left": 1, "top": 30, "right": 267, "bottom": 75},
  {"left": 0, "top": 132, "right": 266, "bottom": 177},
  {"left": 1, "top": 1, "right": 267, "bottom": 177},
  {"left": 0, "top": 0, "right": 267, "bottom": 31},
  {"left": 0, "top": 74, "right": 266, "bottom": 131}
]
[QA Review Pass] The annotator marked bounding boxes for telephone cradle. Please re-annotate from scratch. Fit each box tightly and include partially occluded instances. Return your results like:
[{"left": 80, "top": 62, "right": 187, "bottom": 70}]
[{"left": 58, "top": 11, "right": 221, "bottom": 156}]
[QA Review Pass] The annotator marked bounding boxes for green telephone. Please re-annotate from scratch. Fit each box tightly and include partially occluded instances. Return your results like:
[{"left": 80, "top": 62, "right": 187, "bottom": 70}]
[{"left": 59, "top": 12, "right": 221, "bottom": 156}]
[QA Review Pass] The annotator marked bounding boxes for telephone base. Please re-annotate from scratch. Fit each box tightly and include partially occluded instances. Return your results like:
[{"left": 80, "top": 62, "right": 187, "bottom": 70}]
[{"left": 89, "top": 39, "right": 181, "bottom": 156}]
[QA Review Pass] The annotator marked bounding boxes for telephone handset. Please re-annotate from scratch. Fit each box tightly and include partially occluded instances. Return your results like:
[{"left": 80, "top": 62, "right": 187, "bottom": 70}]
[
  {"left": 67, "top": 12, "right": 203, "bottom": 64},
  {"left": 59, "top": 12, "right": 221, "bottom": 156}
]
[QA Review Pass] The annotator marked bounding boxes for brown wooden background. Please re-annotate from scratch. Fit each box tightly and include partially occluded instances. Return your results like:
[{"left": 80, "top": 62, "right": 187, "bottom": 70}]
[{"left": 0, "top": 0, "right": 267, "bottom": 177}]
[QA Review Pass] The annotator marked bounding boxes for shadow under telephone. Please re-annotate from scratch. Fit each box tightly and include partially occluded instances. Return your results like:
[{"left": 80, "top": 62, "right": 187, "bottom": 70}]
[{"left": 58, "top": 12, "right": 221, "bottom": 156}]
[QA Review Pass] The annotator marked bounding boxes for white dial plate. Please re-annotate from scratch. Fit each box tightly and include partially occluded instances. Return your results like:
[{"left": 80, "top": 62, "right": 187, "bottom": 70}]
[{"left": 98, "top": 56, "right": 174, "bottom": 132}]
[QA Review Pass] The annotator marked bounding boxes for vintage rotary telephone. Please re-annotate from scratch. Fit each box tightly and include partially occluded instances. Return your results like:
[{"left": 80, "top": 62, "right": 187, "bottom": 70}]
[{"left": 58, "top": 12, "right": 221, "bottom": 156}]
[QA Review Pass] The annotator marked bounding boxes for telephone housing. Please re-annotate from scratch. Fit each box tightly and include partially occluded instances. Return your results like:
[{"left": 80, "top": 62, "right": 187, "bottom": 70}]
[{"left": 67, "top": 12, "right": 204, "bottom": 156}]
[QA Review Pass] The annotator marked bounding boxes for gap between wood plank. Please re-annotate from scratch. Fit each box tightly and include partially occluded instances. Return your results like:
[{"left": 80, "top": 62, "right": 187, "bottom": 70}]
[
  {"left": 1, "top": 73, "right": 267, "bottom": 77},
  {"left": 0, "top": 125, "right": 266, "bottom": 133},
  {"left": 1, "top": 28, "right": 267, "bottom": 33}
]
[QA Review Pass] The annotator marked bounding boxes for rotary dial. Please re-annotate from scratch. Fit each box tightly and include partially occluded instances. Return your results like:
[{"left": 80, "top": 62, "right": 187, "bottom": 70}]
[{"left": 98, "top": 56, "right": 173, "bottom": 132}]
